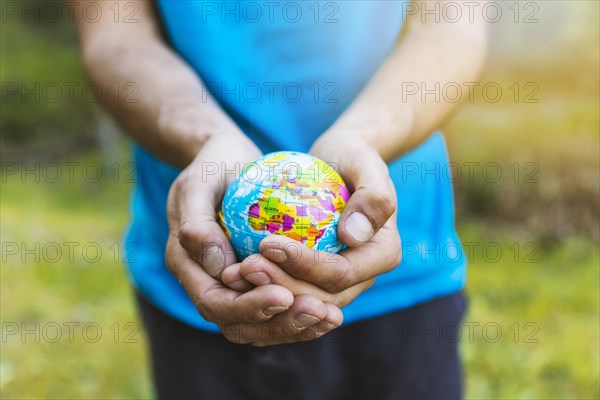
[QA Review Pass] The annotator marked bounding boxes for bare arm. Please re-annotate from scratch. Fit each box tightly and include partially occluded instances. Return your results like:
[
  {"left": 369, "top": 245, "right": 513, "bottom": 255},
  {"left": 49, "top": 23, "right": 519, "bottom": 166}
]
[
  {"left": 74, "top": 0, "right": 243, "bottom": 167},
  {"left": 317, "top": 0, "right": 489, "bottom": 162}
]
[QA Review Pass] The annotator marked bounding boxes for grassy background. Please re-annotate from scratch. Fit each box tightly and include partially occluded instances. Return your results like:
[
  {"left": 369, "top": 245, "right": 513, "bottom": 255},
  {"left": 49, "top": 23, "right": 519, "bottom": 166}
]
[
  {"left": 1, "top": 156, "right": 598, "bottom": 398},
  {"left": 1, "top": 1, "right": 599, "bottom": 398}
]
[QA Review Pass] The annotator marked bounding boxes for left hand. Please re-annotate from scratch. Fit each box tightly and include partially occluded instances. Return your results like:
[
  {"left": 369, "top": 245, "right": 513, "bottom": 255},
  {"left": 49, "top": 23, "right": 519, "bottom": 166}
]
[{"left": 222, "top": 137, "right": 402, "bottom": 304}]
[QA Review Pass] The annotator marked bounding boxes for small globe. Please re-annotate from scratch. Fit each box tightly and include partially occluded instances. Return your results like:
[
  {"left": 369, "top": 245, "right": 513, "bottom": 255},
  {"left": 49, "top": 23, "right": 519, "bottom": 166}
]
[{"left": 219, "top": 151, "right": 350, "bottom": 260}]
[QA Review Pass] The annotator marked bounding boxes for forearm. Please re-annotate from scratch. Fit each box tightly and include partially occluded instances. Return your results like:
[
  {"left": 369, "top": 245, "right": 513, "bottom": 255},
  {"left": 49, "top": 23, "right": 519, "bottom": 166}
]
[
  {"left": 319, "top": 1, "right": 488, "bottom": 162},
  {"left": 75, "top": 1, "right": 245, "bottom": 168}
]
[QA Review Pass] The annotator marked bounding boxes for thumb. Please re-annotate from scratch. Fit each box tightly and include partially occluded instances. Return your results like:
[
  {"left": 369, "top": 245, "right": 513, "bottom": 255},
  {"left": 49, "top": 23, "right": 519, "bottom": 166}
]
[{"left": 337, "top": 146, "right": 397, "bottom": 247}]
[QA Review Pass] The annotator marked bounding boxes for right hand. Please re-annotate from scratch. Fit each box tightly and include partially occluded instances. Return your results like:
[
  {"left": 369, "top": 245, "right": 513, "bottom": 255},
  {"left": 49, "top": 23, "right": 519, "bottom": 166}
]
[{"left": 165, "top": 133, "right": 343, "bottom": 346}]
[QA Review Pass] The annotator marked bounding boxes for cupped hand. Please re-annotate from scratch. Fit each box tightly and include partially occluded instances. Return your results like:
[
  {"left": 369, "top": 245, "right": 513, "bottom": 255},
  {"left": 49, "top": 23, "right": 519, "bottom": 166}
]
[
  {"left": 165, "top": 133, "right": 343, "bottom": 346},
  {"left": 222, "top": 138, "right": 402, "bottom": 303}
]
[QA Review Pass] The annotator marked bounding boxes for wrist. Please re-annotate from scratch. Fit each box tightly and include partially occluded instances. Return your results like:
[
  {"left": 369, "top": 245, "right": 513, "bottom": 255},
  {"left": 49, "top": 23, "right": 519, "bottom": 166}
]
[
  {"left": 157, "top": 100, "right": 248, "bottom": 168},
  {"left": 315, "top": 105, "right": 415, "bottom": 163},
  {"left": 310, "top": 135, "right": 374, "bottom": 165},
  {"left": 186, "top": 133, "right": 262, "bottom": 192}
]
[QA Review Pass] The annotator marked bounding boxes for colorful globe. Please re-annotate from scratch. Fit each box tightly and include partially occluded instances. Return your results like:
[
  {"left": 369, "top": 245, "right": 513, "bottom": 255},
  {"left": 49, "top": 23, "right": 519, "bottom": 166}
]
[{"left": 219, "top": 151, "right": 350, "bottom": 260}]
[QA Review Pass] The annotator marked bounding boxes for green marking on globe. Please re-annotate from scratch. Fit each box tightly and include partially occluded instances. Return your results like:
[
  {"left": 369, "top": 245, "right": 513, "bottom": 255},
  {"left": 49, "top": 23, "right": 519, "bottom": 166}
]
[{"left": 219, "top": 151, "right": 350, "bottom": 260}]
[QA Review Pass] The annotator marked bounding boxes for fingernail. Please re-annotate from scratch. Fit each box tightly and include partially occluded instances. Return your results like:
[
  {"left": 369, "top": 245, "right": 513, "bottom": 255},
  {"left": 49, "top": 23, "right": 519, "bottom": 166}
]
[
  {"left": 310, "top": 321, "right": 336, "bottom": 337},
  {"left": 345, "top": 212, "right": 374, "bottom": 243},
  {"left": 203, "top": 245, "right": 224, "bottom": 277},
  {"left": 245, "top": 272, "right": 271, "bottom": 285},
  {"left": 266, "top": 249, "right": 287, "bottom": 264},
  {"left": 319, "top": 321, "right": 337, "bottom": 331},
  {"left": 293, "top": 314, "right": 321, "bottom": 330},
  {"left": 262, "top": 306, "right": 289, "bottom": 316}
]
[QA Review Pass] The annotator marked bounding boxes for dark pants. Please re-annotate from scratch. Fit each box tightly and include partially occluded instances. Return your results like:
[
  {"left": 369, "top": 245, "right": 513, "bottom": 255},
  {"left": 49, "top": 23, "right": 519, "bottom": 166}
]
[{"left": 136, "top": 290, "right": 467, "bottom": 400}]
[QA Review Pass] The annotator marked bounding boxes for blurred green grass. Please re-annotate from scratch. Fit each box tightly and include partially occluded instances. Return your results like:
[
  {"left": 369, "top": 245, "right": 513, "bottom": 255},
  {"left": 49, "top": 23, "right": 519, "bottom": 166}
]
[
  {"left": 445, "top": 61, "right": 600, "bottom": 243},
  {"left": 1, "top": 153, "right": 598, "bottom": 398},
  {"left": 1, "top": 1, "right": 599, "bottom": 398},
  {"left": 0, "top": 6, "right": 96, "bottom": 161},
  {"left": 459, "top": 223, "right": 599, "bottom": 398},
  {"left": 1, "top": 152, "right": 153, "bottom": 399}
]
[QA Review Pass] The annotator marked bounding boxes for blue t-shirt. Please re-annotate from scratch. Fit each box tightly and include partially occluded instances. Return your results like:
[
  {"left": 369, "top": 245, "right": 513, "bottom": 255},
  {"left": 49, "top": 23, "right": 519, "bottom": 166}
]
[{"left": 125, "top": 0, "right": 466, "bottom": 332}]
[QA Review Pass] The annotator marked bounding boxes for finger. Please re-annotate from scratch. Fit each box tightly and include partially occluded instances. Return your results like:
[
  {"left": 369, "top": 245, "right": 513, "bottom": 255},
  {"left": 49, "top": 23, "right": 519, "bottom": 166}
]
[
  {"left": 221, "top": 263, "right": 254, "bottom": 292},
  {"left": 271, "top": 294, "right": 327, "bottom": 333},
  {"left": 240, "top": 254, "right": 375, "bottom": 307},
  {"left": 260, "top": 223, "right": 401, "bottom": 293},
  {"left": 279, "top": 301, "right": 344, "bottom": 345},
  {"left": 262, "top": 296, "right": 343, "bottom": 346},
  {"left": 302, "top": 302, "right": 344, "bottom": 340},
  {"left": 336, "top": 145, "right": 397, "bottom": 247},
  {"left": 222, "top": 294, "right": 340, "bottom": 346},
  {"left": 165, "top": 237, "right": 293, "bottom": 324},
  {"left": 168, "top": 171, "right": 236, "bottom": 279},
  {"left": 176, "top": 209, "right": 236, "bottom": 279},
  {"left": 241, "top": 255, "right": 304, "bottom": 288}
]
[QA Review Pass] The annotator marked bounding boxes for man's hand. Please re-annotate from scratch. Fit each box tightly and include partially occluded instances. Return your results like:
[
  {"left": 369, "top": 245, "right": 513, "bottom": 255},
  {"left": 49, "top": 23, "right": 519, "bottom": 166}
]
[
  {"left": 221, "top": 138, "right": 402, "bottom": 304},
  {"left": 165, "top": 133, "right": 343, "bottom": 346}
]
